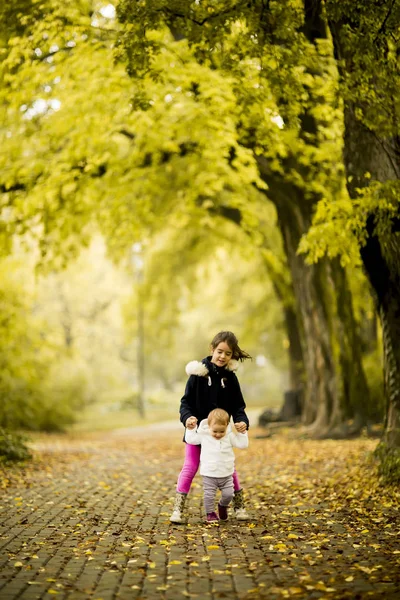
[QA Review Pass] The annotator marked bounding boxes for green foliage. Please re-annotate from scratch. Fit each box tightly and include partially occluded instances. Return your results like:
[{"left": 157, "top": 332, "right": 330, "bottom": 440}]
[
  {"left": 374, "top": 443, "right": 400, "bottom": 486},
  {"left": 0, "top": 257, "right": 95, "bottom": 432},
  {"left": 0, "top": 1, "right": 139, "bottom": 265},
  {"left": 0, "top": 259, "right": 51, "bottom": 430},
  {"left": 299, "top": 180, "right": 400, "bottom": 268},
  {"left": 326, "top": 0, "right": 400, "bottom": 137},
  {"left": 0, "top": 428, "right": 32, "bottom": 463}
]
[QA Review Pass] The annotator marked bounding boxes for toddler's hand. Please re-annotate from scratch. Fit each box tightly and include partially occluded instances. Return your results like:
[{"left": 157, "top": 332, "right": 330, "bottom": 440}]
[
  {"left": 186, "top": 416, "right": 198, "bottom": 430},
  {"left": 234, "top": 421, "right": 247, "bottom": 433}
]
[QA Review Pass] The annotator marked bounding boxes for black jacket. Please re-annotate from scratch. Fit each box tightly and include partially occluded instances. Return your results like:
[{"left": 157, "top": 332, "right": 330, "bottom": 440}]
[{"left": 179, "top": 356, "right": 249, "bottom": 430}]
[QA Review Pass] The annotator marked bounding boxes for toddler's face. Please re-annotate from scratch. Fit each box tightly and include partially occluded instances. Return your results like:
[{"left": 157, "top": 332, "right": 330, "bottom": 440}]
[{"left": 210, "top": 421, "right": 227, "bottom": 439}]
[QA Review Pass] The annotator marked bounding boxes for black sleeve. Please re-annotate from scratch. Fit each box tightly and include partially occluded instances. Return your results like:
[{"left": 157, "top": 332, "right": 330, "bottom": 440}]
[
  {"left": 231, "top": 374, "right": 250, "bottom": 429},
  {"left": 179, "top": 376, "right": 197, "bottom": 426}
]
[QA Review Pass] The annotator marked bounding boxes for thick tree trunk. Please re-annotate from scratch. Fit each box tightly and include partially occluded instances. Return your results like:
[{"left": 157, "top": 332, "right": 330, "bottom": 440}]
[
  {"left": 256, "top": 160, "right": 343, "bottom": 435},
  {"left": 282, "top": 302, "right": 304, "bottom": 392},
  {"left": 327, "top": 45, "right": 400, "bottom": 447},
  {"left": 280, "top": 217, "right": 341, "bottom": 433},
  {"left": 270, "top": 278, "right": 304, "bottom": 392},
  {"left": 218, "top": 204, "right": 306, "bottom": 395},
  {"left": 360, "top": 215, "right": 400, "bottom": 448},
  {"left": 330, "top": 258, "right": 370, "bottom": 431}
]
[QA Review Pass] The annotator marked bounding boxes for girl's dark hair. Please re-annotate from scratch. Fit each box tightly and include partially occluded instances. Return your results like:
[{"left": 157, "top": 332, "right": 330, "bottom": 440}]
[{"left": 210, "top": 331, "right": 252, "bottom": 362}]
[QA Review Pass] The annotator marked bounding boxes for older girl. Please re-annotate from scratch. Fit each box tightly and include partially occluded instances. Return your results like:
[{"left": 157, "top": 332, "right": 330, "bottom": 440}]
[{"left": 170, "top": 331, "right": 251, "bottom": 523}]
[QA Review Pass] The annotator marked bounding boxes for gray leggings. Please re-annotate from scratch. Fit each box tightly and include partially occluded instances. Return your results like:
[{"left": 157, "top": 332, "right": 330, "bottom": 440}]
[{"left": 202, "top": 475, "right": 234, "bottom": 514}]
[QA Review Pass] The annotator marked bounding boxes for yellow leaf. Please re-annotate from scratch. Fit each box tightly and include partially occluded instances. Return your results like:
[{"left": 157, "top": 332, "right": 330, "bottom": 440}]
[
  {"left": 148, "top": 562, "right": 156, "bottom": 569},
  {"left": 169, "top": 560, "right": 182, "bottom": 565},
  {"left": 14, "top": 561, "right": 23, "bottom": 567},
  {"left": 189, "top": 562, "right": 198, "bottom": 567},
  {"left": 201, "top": 556, "right": 210, "bottom": 562},
  {"left": 207, "top": 545, "right": 219, "bottom": 550},
  {"left": 48, "top": 590, "right": 59, "bottom": 595},
  {"left": 288, "top": 533, "right": 298, "bottom": 539},
  {"left": 345, "top": 576, "right": 354, "bottom": 582}
]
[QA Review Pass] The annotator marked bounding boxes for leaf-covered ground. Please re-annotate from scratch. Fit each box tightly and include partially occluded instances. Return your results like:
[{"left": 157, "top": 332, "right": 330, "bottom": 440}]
[{"left": 0, "top": 424, "right": 399, "bottom": 599}]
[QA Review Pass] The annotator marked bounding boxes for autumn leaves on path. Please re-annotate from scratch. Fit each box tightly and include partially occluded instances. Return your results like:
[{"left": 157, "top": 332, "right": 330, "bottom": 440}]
[{"left": 0, "top": 427, "right": 399, "bottom": 600}]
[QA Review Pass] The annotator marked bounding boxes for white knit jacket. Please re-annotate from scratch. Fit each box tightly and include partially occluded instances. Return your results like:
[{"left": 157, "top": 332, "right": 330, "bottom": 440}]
[{"left": 185, "top": 419, "right": 248, "bottom": 477}]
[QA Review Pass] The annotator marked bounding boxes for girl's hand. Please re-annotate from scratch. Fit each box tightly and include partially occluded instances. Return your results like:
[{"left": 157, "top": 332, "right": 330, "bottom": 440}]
[
  {"left": 186, "top": 416, "right": 198, "bottom": 429},
  {"left": 234, "top": 421, "right": 247, "bottom": 433}
]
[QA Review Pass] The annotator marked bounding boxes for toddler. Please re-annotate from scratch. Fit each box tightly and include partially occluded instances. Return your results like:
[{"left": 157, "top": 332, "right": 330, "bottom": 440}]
[{"left": 185, "top": 408, "right": 249, "bottom": 522}]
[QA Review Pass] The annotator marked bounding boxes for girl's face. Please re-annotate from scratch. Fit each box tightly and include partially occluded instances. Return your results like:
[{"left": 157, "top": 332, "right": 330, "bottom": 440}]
[{"left": 211, "top": 341, "right": 233, "bottom": 368}]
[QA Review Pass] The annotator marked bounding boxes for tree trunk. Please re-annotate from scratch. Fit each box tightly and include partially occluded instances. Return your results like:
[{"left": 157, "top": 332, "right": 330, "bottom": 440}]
[
  {"left": 218, "top": 204, "right": 306, "bottom": 395},
  {"left": 281, "top": 225, "right": 340, "bottom": 433},
  {"left": 360, "top": 215, "right": 400, "bottom": 447},
  {"left": 329, "top": 258, "right": 370, "bottom": 431},
  {"left": 256, "top": 162, "right": 342, "bottom": 435},
  {"left": 327, "top": 30, "right": 400, "bottom": 448},
  {"left": 282, "top": 301, "right": 304, "bottom": 392}
]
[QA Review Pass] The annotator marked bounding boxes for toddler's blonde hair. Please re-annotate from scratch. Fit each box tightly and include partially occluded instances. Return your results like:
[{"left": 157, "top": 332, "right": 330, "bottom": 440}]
[{"left": 208, "top": 408, "right": 229, "bottom": 426}]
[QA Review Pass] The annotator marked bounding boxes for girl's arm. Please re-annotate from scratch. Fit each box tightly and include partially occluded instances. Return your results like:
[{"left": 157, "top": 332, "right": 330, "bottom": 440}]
[
  {"left": 184, "top": 428, "right": 202, "bottom": 445},
  {"left": 231, "top": 375, "right": 250, "bottom": 429},
  {"left": 179, "top": 376, "right": 197, "bottom": 426},
  {"left": 229, "top": 430, "right": 249, "bottom": 449}
]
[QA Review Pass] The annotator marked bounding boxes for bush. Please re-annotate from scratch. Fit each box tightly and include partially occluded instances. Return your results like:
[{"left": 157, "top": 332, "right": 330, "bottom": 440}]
[
  {"left": 374, "top": 443, "right": 400, "bottom": 486},
  {"left": 0, "top": 428, "right": 31, "bottom": 463}
]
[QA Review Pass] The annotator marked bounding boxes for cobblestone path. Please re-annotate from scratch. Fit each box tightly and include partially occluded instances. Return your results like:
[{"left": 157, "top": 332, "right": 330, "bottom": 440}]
[{"left": 0, "top": 422, "right": 399, "bottom": 600}]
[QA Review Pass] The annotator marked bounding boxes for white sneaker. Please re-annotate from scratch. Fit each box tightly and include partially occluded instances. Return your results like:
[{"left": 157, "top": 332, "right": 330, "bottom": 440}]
[
  {"left": 170, "top": 509, "right": 184, "bottom": 523},
  {"left": 235, "top": 508, "right": 250, "bottom": 520}
]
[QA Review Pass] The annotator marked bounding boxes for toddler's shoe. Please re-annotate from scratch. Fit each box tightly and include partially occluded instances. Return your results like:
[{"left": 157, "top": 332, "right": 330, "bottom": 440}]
[
  {"left": 206, "top": 511, "right": 219, "bottom": 522},
  {"left": 218, "top": 503, "right": 228, "bottom": 521}
]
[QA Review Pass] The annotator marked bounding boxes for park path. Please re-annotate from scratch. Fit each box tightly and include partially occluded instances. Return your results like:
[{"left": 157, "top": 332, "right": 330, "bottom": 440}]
[{"left": 0, "top": 416, "right": 399, "bottom": 600}]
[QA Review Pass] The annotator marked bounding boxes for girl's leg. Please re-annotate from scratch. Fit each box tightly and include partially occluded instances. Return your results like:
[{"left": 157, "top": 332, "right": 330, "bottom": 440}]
[
  {"left": 232, "top": 469, "right": 241, "bottom": 492},
  {"left": 176, "top": 444, "right": 201, "bottom": 494},
  {"left": 232, "top": 470, "right": 250, "bottom": 520}
]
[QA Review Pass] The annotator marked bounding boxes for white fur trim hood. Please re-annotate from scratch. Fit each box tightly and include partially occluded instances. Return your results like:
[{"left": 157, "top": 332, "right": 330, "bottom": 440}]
[{"left": 185, "top": 359, "right": 239, "bottom": 376}]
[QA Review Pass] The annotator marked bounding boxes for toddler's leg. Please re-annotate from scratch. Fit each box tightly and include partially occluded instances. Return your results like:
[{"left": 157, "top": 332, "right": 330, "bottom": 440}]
[
  {"left": 219, "top": 476, "right": 234, "bottom": 507},
  {"left": 218, "top": 475, "right": 234, "bottom": 521},
  {"left": 202, "top": 476, "right": 219, "bottom": 519},
  {"left": 176, "top": 444, "right": 201, "bottom": 494}
]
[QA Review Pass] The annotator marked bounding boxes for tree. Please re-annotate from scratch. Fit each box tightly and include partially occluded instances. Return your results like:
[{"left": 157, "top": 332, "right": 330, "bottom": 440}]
[
  {"left": 116, "top": 0, "right": 372, "bottom": 435},
  {"left": 325, "top": 0, "right": 400, "bottom": 450}
]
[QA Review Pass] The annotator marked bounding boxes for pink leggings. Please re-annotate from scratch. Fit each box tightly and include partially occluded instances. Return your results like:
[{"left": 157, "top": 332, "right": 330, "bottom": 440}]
[{"left": 176, "top": 443, "right": 241, "bottom": 494}]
